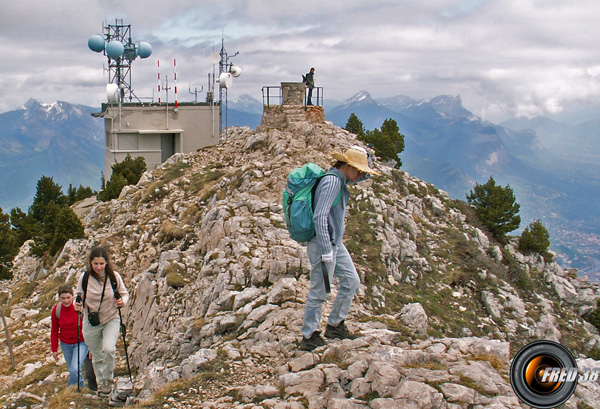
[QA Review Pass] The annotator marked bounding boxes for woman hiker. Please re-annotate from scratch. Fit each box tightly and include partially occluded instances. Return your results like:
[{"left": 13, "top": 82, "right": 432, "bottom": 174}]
[
  {"left": 75, "top": 245, "right": 129, "bottom": 395},
  {"left": 51, "top": 285, "right": 89, "bottom": 388}
]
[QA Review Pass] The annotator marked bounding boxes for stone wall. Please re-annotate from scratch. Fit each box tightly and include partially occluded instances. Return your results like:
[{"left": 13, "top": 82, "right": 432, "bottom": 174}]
[
  {"left": 258, "top": 105, "right": 326, "bottom": 131},
  {"left": 281, "top": 82, "right": 306, "bottom": 105}
]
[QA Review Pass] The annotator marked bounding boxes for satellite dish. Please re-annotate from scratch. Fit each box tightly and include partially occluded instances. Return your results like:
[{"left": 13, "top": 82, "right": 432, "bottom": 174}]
[
  {"left": 138, "top": 42, "right": 152, "bottom": 59},
  {"left": 107, "top": 84, "right": 120, "bottom": 103},
  {"left": 210, "top": 52, "right": 220, "bottom": 64},
  {"left": 106, "top": 40, "right": 125, "bottom": 59},
  {"left": 219, "top": 72, "right": 233, "bottom": 88},
  {"left": 230, "top": 66, "right": 242, "bottom": 77},
  {"left": 88, "top": 35, "right": 105, "bottom": 53}
]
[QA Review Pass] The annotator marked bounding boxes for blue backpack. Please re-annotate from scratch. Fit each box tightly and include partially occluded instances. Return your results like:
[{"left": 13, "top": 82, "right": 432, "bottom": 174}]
[{"left": 283, "top": 163, "right": 343, "bottom": 242}]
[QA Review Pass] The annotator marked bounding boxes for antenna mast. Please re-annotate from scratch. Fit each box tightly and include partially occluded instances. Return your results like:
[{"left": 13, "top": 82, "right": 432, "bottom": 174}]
[
  {"left": 218, "top": 37, "right": 239, "bottom": 140},
  {"left": 88, "top": 19, "right": 152, "bottom": 103}
]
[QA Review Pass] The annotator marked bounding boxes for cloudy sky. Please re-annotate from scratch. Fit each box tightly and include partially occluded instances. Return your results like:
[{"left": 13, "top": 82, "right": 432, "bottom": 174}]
[{"left": 1, "top": 0, "right": 600, "bottom": 122}]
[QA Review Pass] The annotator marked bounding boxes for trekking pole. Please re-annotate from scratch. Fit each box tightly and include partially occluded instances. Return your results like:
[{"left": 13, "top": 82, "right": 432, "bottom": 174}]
[
  {"left": 113, "top": 291, "right": 133, "bottom": 383},
  {"left": 117, "top": 308, "right": 133, "bottom": 383},
  {"left": 75, "top": 294, "right": 82, "bottom": 392},
  {"left": 77, "top": 313, "right": 80, "bottom": 391}
]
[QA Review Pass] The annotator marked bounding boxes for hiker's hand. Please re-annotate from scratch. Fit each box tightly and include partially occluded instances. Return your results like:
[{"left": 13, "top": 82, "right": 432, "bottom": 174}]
[
  {"left": 322, "top": 251, "right": 334, "bottom": 264},
  {"left": 73, "top": 302, "right": 82, "bottom": 312},
  {"left": 115, "top": 298, "right": 124, "bottom": 308},
  {"left": 53, "top": 351, "right": 59, "bottom": 361}
]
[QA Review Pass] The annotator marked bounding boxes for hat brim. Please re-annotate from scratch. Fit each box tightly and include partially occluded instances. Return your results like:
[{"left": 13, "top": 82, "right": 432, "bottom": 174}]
[{"left": 331, "top": 151, "right": 380, "bottom": 176}]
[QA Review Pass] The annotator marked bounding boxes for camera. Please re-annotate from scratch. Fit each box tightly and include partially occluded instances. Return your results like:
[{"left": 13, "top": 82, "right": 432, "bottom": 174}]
[{"left": 88, "top": 311, "right": 100, "bottom": 326}]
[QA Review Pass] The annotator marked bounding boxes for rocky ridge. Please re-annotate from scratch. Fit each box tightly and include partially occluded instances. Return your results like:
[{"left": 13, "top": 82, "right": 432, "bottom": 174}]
[{"left": 1, "top": 117, "right": 600, "bottom": 408}]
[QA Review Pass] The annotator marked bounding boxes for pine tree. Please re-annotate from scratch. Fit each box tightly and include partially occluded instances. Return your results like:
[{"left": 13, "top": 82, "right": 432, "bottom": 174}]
[
  {"left": 344, "top": 113, "right": 366, "bottom": 138},
  {"left": 99, "top": 154, "right": 147, "bottom": 201},
  {"left": 466, "top": 176, "right": 521, "bottom": 240},
  {"left": 519, "top": 219, "right": 550, "bottom": 254},
  {"left": 359, "top": 118, "right": 405, "bottom": 168},
  {"left": 67, "top": 184, "right": 95, "bottom": 206},
  {"left": 30, "top": 176, "right": 66, "bottom": 223}
]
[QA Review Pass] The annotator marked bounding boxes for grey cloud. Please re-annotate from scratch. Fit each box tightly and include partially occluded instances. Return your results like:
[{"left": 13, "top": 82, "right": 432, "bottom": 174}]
[{"left": 0, "top": 0, "right": 599, "bottom": 122}]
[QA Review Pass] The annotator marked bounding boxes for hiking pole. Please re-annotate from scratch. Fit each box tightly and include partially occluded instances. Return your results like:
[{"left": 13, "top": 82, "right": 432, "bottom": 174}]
[
  {"left": 113, "top": 291, "right": 133, "bottom": 383},
  {"left": 117, "top": 308, "right": 133, "bottom": 383},
  {"left": 76, "top": 294, "right": 82, "bottom": 392}
]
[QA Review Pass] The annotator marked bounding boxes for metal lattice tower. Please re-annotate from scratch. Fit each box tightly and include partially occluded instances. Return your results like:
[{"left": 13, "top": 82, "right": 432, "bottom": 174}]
[{"left": 88, "top": 19, "right": 152, "bottom": 103}]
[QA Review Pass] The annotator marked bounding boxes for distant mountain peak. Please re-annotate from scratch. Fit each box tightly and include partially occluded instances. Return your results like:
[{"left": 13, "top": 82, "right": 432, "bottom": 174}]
[
  {"left": 426, "top": 95, "right": 475, "bottom": 119},
  {"left": 233, "top": 94, "right": 260, "bottom": 104},
  {"left": 346, "top": 90, "right": 374, "bottom": 104},
  {"left": 19, "top": 99, "right": 86, "bottom": 120},
  {"left": 229, "top": 94, "right": 263, "bottom": 115}
]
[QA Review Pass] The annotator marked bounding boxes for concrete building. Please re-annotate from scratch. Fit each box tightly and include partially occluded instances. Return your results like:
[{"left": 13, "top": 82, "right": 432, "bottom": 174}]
[{"left": 101, "top": 102, "right": 220, "bottom": 178}]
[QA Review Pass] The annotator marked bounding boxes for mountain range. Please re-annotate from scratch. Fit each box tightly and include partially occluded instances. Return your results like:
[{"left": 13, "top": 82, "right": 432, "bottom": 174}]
[
  {"left": 0, "top": 93, "right": 598, "bottom": 278},
  {"left": 0, "top": 99, "right": 104, "bottom": 210},
  {"left": 229, "top": 92, "right": 600, "bottom": 278}
]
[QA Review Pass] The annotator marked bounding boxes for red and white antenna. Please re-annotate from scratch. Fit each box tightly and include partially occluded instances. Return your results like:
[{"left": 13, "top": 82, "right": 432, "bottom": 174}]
[
  {"left": 157, "top": 60, "right": 161, "bottom": 104},
  {"left": 174, "top": 59, "right": 178, "bottom": 111}
]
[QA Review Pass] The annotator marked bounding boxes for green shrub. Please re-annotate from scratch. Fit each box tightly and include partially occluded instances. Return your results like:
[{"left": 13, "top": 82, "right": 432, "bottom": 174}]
[
  {"left": 518, "top": 219, "right": 550, "bottom": 254},
  {"left": 99, "top": 154, "right": 147, "bottom": 201}
]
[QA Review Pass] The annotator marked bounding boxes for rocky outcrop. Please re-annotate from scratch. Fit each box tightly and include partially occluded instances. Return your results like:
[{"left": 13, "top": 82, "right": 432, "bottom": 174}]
[{"left": 2, "top": 121, "right": 600, "bottom": 408}]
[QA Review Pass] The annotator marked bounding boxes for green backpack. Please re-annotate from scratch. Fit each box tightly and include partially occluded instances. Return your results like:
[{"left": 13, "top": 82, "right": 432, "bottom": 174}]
[{"left": 283, "top": 163, "right": 343, "bottom": 242}]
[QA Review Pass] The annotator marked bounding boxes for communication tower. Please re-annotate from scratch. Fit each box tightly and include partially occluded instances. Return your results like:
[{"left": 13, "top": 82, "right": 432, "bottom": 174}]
[
  {"left": 88, "top": 19, "right": 152, "bottom": 103},
  {"left": 210, "top": 38, "right": 242, "bottom": 139}
]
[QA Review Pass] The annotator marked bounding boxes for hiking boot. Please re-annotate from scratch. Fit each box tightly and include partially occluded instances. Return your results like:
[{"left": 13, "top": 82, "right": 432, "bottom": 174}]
[
  {"left": 325, "top": 320, "right": 359, "bottom": 340},
  {"left": 97, "top": 381, "right": 112, "bottom": 396},
  {"left": 299, "top": 331, "right": 327, "bottom": 351}
]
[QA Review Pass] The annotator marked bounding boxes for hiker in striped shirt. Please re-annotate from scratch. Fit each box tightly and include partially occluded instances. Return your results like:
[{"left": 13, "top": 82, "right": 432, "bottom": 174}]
[{"left": 300, "top": 147, "right": 380, "bottom": 351}]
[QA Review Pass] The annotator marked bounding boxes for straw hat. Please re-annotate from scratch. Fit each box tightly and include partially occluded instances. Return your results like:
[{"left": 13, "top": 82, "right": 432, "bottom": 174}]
[{"left": 331, "top": 147, "right": 380, "bottom": 176}]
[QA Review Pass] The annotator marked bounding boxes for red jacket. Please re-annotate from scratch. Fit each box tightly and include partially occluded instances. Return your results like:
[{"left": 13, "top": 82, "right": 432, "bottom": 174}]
[{"left": 50, "top": 303, "right": 84, "bottom": 352}]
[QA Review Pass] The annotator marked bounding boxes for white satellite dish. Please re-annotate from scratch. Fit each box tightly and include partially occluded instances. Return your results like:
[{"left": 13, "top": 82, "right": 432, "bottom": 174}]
[
  {"left": 230, "top": 66, "right": 242, "bottom": 77},
  {"left": 210, "top": 52, "right": 220, "bottom": 64},
  {"left": 219, "top": 72, "right": 233, "bottom": 88},
  {"left": 107, "top": 84, "right": 120, "bottom": 103}
]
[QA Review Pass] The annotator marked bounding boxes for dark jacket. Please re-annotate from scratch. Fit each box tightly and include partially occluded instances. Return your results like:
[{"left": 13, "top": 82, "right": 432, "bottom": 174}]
[{"left": 305, "top": 71, "right": 315, "bottom": 88}]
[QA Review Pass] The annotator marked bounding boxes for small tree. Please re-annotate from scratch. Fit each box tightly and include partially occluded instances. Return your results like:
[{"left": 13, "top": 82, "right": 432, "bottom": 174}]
[
  {"left": 67, "top": 184, "right": 95, "bottom": 206},
  {"left": 112, "top": 154, "right": 147, "bottom": 185},
  {"left": 99, "top": 155, "right": 147, "bottom": 201},
  {"left": 359, "top": 118, "right": 405, "bottom": 168},
  {"left": 519, "top": 219, "right": 550, "bottom": 254},
  {"left": 30, "top": 176, "right": 67, "bottom": 223},
  {"left": 344, "top": 113, "right": 366, "bottom": 138},
  {"left": 466, "top": 176, "right": 520, "bottom": 240},
  {"left": 98, "top": 173, "right": 128, "bottom": 202}
]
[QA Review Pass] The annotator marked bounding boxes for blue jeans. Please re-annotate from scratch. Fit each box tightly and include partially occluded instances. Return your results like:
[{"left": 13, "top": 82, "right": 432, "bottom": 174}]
[
  {"left": 301, "top": 239, "right": 360, "bottom": 338},
  {"left": 60, "top": 341, "right": 89, "bottom": 387}
]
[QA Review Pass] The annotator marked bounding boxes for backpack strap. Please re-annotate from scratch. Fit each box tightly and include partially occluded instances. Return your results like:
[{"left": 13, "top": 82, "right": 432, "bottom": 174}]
[
  {"left": 313, "top": 172, "right": 344, "bottom": 210},
  {"left": 108, "top": 273, "right": 119, "bottom": 299},
  {"left": 55, "top": 303, "right": 61, "bottom": 321},
  {"left": 81, "top": 271, "right": 89, "bottom": 307},
  {"left": 82, "top": 270, "right": 119, "bottom": 306}
]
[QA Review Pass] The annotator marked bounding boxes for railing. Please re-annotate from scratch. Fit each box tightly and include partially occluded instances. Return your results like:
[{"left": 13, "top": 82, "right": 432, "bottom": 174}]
[
  {"left": 305, "top": 87, "right": 323, "bottom": 107},
  {"left": 261, "top": 86, "right": 324, "bottom": 106},
  {"left": 262, "top": 86, "right": 282, "bottom": 106}
]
